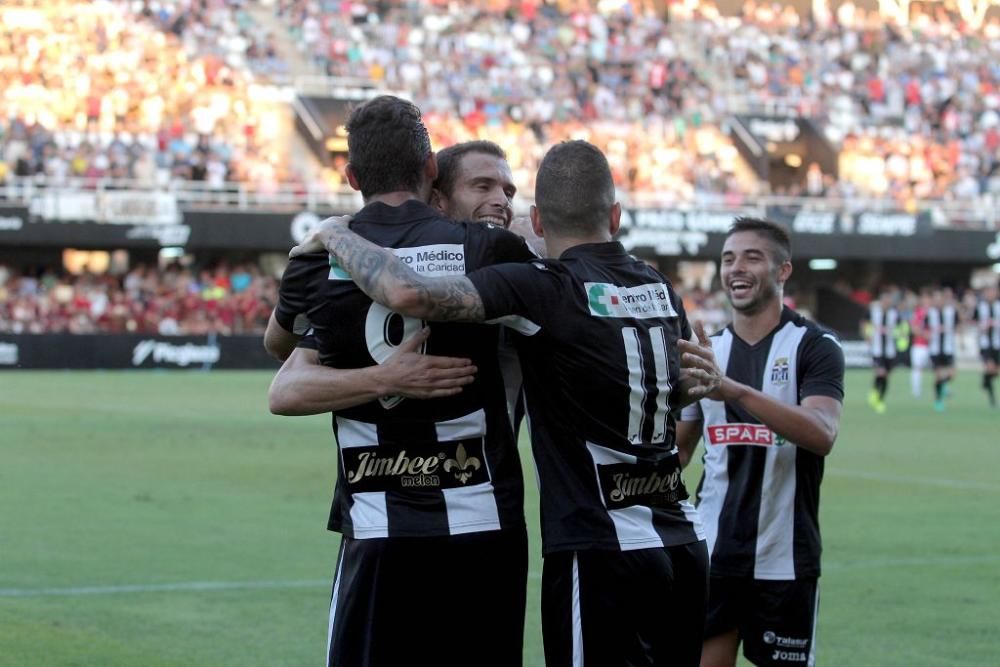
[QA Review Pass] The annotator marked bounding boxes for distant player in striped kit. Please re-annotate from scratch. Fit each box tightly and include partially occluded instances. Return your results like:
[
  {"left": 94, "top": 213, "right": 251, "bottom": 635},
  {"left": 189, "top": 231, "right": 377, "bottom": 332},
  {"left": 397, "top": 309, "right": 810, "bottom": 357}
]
[
  {"left": 676, "top": 218, "right": 845, "bottom": 667},
  {"left": 293, "top": 141, "right": 719, "bottom": 667},
  {"left": 924, "top": 287, "right": 959, "bottom": 411},
  {"left": 867, "top": 289, "right": 899, "bottom": 413},
  {"left": 974, "top": 283, "right": 1000, "bottom": 408}
]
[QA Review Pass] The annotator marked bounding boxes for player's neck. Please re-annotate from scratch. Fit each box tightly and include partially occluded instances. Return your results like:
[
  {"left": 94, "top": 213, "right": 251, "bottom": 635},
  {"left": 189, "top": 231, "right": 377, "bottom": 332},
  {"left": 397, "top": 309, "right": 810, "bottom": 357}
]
[
  {"left": 547, "top": 233, "right": 611, "bottom": 259},
  {"left": 364, "top": 190, "right": 426, "bottom": 208},
  {"left": 732, "top": 297, "right": 784, "bottom": 345}
]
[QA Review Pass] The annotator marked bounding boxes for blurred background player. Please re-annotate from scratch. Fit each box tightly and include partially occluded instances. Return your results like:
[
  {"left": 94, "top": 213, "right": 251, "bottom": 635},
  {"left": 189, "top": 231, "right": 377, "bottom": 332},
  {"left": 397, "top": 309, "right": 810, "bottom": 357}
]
[
  {"left": 974, "top": 283, "right": 1000, "bottom": 408},
  {"left": 909, "top": 290, "right": 933, "bottom": 398},
  {"left": 867, "top": 288, "right": 900, "bottom": 413},
  {"left": 925, "top": 287, "right": 959, "bottom": 411},
  {"left": 676, "top": 218, "right": 845, "bottom": 667}
]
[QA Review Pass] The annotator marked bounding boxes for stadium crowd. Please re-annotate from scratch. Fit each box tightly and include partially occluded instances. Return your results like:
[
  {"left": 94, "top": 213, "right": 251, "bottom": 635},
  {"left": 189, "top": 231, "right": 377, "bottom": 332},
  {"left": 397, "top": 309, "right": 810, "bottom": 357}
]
[
  {"left": 275, "top": 0, "right": 1000, "bottom": 204},
  {"left": 2, "top": 0, "right": 1000, "bottom": 205},
  {"left": 0, "top": 262, "right": 277, "bottom": 335},
  {"left": 0, "top": 0, "right": 293, "bottom": 194}
]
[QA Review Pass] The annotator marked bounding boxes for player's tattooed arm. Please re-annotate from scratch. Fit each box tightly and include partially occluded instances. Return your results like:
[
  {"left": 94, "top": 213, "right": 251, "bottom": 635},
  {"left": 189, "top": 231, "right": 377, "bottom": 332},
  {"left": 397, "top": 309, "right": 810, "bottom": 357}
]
[{"left": 289, "top": 216, "right": 486, "bottom": 322}]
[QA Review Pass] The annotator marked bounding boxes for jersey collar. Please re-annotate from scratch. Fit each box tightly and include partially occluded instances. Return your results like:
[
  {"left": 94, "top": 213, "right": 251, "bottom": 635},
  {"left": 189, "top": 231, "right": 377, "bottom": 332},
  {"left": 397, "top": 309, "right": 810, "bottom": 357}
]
[{"left": 558, "top": 241, "right": 628, "bottom": 261}]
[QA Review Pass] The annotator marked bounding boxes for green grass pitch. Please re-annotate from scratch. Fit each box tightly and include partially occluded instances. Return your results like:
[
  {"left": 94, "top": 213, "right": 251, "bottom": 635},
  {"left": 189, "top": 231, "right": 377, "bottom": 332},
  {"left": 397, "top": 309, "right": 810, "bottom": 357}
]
[{"left": 2, "top": 369, "right": 998, "bottom": 666}]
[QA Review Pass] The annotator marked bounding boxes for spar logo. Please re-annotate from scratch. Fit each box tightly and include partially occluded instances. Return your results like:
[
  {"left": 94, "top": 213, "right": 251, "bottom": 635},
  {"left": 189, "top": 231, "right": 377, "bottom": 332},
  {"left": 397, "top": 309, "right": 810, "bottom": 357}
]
[
  {"left": 585, "top": 282, "right": 678, "bottom": 319},
  {"left": 706, "top": 423, "right": 776, "bottom": 447}
]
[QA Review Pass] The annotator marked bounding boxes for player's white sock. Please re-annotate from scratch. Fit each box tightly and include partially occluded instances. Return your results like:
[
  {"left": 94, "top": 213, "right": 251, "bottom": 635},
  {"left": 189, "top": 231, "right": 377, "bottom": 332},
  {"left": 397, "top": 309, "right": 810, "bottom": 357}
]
[{"left": 911, "top": 369, "right": 921, "bottom": 397}]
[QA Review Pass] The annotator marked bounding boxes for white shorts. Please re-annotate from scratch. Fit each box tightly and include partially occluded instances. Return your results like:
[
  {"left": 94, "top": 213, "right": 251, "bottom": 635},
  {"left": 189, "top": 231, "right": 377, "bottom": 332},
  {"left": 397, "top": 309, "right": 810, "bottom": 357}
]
[{"left": 911, "top": 345, "right": 930, "bottom": 370}]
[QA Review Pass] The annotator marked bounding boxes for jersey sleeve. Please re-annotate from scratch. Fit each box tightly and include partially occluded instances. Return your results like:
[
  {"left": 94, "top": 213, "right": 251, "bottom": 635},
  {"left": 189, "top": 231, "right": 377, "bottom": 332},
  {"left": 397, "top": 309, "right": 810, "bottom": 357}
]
[
  {"left": 672, "top": 286, "right": 693, "bottom": 341},
  {"left": 679, "top": 400, "right": 703, "bottom": 422},
  {"left": 464, "top": 223, "right": 538, "bottom": 270},
  {"left": 296, "top": 332, "right": 318, "bottom": 350},
  {"left": 798, "top": 330, "right": 846, "bottom": 402},
  {"left": 274, "top": 254, "right": 322, "bottom": 332},
  {"left": 467, "top": 261, "right": 563, "bottom": 330}
]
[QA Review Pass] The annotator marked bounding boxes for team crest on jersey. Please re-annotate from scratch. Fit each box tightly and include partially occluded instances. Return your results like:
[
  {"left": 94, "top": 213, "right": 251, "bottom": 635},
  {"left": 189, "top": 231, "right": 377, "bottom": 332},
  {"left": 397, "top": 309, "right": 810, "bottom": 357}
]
[
  {"left": 770, "top": 357, "right": 790, "bottom": 385},
  {"left": 585, "top": 282, "right": 678, "bottom": 319}
]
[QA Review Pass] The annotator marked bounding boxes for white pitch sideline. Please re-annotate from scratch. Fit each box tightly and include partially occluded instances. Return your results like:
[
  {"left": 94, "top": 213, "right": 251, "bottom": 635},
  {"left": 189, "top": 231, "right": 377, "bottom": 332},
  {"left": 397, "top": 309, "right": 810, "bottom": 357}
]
[{"left": 0, "top": 579, "right": 330, "bottom": 598}]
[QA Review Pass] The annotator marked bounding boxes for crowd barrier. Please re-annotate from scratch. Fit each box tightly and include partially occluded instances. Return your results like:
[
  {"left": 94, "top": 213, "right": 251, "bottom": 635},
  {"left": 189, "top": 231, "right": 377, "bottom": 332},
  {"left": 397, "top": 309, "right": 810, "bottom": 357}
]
[{"left": 0, "top": 335, "right": 279, "bottom": 370}]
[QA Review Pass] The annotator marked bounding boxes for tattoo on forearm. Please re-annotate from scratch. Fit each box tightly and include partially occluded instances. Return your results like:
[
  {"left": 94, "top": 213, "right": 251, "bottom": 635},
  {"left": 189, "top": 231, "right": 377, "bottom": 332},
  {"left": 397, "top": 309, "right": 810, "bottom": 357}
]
[{"left": 324, "top": 227, "right": 485, "bottom": 322}]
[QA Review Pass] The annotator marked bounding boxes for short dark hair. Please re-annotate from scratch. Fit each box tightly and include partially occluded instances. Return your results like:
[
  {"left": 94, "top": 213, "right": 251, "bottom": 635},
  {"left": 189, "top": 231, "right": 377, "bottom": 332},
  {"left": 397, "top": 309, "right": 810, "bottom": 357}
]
[
  {"left": 728, "top": 217, "right": 792, "bottom": 263},
  {"left": 434, "top": 141, "right": 507, "bottom": 197},
  {"left": 534, "top": 140, "right": 614, "bottom": 234},
  {"left": 345, "top": 95, "right": 432, "bottom": 198}
]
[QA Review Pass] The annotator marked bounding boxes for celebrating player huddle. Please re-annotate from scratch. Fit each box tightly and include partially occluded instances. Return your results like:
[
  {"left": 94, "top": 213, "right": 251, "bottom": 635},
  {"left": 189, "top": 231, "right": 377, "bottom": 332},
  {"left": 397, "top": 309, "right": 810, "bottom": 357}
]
[{"left": 266, "top": 96, "right": 845, "bottom": 667}]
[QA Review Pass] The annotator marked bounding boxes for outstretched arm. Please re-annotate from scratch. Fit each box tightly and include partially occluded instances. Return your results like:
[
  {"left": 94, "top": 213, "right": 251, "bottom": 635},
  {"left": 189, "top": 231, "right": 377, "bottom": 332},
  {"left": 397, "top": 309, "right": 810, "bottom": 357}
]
[
  {"left": 290, "top": 216, "right": 486, "bottom": 323},
  {"left": 678, "top": 323, "right": 843, "bottom": 457},
  {"left": 269, "top": 329, "right": 477, "bottom": 415},
  {"left": 263, "top": 310, "right": 300, "bottom": 361}
]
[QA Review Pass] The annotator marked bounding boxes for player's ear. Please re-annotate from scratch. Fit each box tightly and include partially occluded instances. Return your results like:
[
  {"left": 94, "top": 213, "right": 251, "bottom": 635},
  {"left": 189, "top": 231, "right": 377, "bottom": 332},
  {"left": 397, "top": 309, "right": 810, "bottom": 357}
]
[
  {"left": 529, "top": 204, "right": 544, "bottom": 237},
  {"left": 345, "top": 164, "right": 361, "bottom": 192},
  {"left": 778, "top": 260, "right": 793, "bottom": 284},
  {"left": 429, "top": 188, "right": 447, "bottom": 213},
  {"left": 609, "top": 202, "right": 622, "bottom": 236},
  {"left": 424, "top": 152, "right": 438, "bottom": 183}
]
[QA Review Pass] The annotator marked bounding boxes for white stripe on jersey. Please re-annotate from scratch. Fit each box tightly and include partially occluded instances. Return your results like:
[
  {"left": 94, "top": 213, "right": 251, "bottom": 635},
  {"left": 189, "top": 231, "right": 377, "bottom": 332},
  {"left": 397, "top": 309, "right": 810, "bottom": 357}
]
[
  {"left": 487, "top": 314, "right": 542, "bottom": 336},
  {"left": 335, "top": 417, "right": 378, "bottom": 449},
  {"left": 695, "top": 329, "right": 735, "bottom": 559},
  {"left": 978, "top": 301, "right": 1000, "bottom": 350},
  {"left": 442, "top": 483, "right": 501, "bottom": 535},
  {"left": 754, "top": 323, "right": 807, "bottom": 580},
  {"left": 586, "top": 442, "right": 664, "bottom": 551},
  {"left": 326, "top": 547, "right": 345, "bottom": 667},
  {"left": 348, "top": 492, "right": 389, "bottom": 539},
  {"left": 649, "top": 326, "right": 672, "bottom": 444},
  {"left": 435, "top": 409, "right": 487, "bottom": 441},
  {"left": 572, "top": 554, "right": 584, "bottom": 667},
  {"left": 807, "top": 583, "right": 821, "bottom": 667},
  {"left": 869, "top": 304, "right": 897, "bottom": 359},
  {"left": 622, "top": 328, "right": 646, "bottom": 444}
]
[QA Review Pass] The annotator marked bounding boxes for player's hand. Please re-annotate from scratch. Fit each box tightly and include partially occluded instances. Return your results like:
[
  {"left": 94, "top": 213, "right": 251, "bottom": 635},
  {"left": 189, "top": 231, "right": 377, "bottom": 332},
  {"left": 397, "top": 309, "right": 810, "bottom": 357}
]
[
  {"left": 508, "top": 215, "right": 547, "bottom": 256},
  {"left": 678, "top": 320, "right": 724, "bottom": 401},
  {"left": 375, "top": 328, "right": 477, "bottom": 399},
  {"left": 289, "top": 215, "right": 353, "bottom": 258}
]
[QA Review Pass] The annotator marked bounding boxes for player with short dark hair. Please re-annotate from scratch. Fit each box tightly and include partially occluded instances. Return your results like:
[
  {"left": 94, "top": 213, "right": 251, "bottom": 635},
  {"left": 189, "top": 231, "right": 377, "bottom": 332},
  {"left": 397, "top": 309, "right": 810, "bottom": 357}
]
[
  {"left": 291, "top": 140, "right": 718, "bottom": 667},
  {"left": 272, "top": 95, "right": 536, "bottom": 667},
  {"left": 431, "top": 140, "right": 515, "bottom": 227},
  {"left": 974, "top": 283, "right": 1000, "bottom": 407},
  {"left": 675, "top": 217, "right": 845, "bottom": 667}
]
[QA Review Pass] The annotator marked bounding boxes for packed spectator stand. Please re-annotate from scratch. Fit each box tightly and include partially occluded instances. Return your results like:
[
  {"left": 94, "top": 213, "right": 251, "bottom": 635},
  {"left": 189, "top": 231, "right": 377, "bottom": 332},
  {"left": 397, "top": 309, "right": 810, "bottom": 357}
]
[{"left": 2, "top": 0, "right": 1000, "bottom": 339}]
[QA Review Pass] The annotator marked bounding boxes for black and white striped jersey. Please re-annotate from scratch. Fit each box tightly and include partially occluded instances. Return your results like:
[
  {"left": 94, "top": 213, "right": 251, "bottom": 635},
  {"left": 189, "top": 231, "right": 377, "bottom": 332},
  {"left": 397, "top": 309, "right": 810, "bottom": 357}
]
[
  {"left": 869, "top": 303, "right": 899, "bottom": 360},
  {"left": 924, "top": 305, "right": 958, "bottom": 357},
  {"left": 468, "top": 241, "right": 705, "bottom": 555},
  {"left": 275, "top": 200, "right": 535, "bottom": 540},
  {"left": 974, "top": 299, "right": 1000, "bottom": 352},
  {"left": 680, "top": 308, "right": 845, "bottom": 580}
]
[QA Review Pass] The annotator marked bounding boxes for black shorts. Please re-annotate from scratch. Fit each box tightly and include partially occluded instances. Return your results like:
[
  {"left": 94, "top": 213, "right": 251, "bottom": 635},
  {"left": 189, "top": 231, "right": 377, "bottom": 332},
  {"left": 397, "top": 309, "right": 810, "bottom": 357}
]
[
  {"left": 981, "top": 349, "right": 1000, "bottom": 365},
  {"left": 542, "top": 541, "right": 709, "bottom": 667},
  {"left": 326, "top": 528, "right": 528, "bottom": 667},
  {"left": 931, "top": 353, "right": 954, "bottom": 369},
  {"left": 872, "top": 356, "right": 896, "bottom": 371},
  {"left": 705, "top": 576, "right": 819, "bottom": 666}
]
